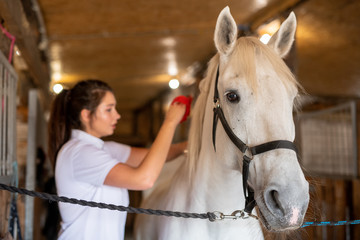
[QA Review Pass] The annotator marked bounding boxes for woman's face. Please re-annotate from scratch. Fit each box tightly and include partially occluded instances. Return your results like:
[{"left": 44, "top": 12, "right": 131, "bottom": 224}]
[{"left": 83, "top": 91, "right": 120, "bottom": 138}]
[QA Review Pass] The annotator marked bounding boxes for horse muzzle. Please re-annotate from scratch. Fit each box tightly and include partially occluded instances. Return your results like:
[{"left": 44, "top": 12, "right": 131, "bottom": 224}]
[{"left": 256, "top": 182, "right": 310, "bottom": 231}]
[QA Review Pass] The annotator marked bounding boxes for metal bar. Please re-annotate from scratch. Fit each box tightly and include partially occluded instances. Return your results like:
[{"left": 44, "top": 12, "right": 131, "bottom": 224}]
[
  {"left": 350, "top": 101, "right": 358, "bottom": 177},
  {"left": 296, "top": 100, "right": 357, "bottom": 178},
  {"left": 8, "top": 69, "right": 17, "bottom": 177},
  {"left": 4, "top": 68, "right": 8, "bottom": 176},
  {"left": 0, "top": 49, "right": 17, "bottom": 180},
  {"left": 0, "top": 62, "right": 4, "bottom": 176},
  {"left": 25, "top": 89, "right": 38, "bottom": 240},
  {"left": 297, "top": 101, "right": 354, "bottom": 119}
]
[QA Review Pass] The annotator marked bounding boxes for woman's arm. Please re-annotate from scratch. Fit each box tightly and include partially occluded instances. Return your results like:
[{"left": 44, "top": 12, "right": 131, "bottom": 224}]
[
  {"left": 125, "top": 141, "right": 187, "bottom": 167},
  {"left": 125, "top": 147, "right": 149, "bottom": 168},
  {"left": 166, "top": 141, "right": 187, "bottom": 161},
  {"left": 104, "top": 103, "right": 186, "bottom": 190}
]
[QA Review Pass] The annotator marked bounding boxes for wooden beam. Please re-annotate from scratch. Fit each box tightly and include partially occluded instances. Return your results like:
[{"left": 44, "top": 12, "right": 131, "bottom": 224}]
[
  {"left": 246, "top": 0, "right": 304, "bottom": 31},
  {"left": 357, "top": 100, "right": 360, "bottom": 177},
  {"left": 0, "top": 0, "right": 51, "bottom": 109}
]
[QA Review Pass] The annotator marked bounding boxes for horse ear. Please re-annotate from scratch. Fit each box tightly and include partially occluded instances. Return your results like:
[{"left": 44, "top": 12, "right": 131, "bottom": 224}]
[
  {"left": 214, "top": 6, "right": 238, "bottom": 56},
  {"left": 267, "top": 12, "right": 297, "bottom": 58}
]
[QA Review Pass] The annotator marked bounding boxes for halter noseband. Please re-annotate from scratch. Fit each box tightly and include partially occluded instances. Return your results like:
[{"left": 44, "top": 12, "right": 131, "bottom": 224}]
[{"left": 212, "top": 66, "right": 298, "bottom": 214}]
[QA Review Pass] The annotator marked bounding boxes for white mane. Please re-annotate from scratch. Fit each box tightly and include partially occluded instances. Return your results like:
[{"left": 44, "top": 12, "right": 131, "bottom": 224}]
[{"left": 186, "top": 54, "right": 219, "bottom": 180}]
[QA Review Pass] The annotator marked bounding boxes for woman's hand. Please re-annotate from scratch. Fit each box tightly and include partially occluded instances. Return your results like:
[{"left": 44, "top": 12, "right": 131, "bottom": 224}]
[{"left": 164, "top": 102, "right": 186, "bottom": 126}]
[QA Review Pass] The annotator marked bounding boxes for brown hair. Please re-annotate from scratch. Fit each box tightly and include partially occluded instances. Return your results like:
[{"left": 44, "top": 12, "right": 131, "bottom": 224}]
[{"left": 48, "top": 79, "right": 113, "bottom": 167}]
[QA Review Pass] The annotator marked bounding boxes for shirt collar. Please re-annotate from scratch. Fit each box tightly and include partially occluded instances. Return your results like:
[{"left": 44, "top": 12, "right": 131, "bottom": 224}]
[{"left": 71, "top": 129, "right": 104, "bottom": 149}]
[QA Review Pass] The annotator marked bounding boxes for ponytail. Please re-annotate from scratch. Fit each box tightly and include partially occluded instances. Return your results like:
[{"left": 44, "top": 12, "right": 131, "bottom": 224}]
[
  {"left": 48, "top": 89, "right": 71, "bottom": 168},
  {"left": 48, "top": 79, "right": 113, "bottom": 168}
]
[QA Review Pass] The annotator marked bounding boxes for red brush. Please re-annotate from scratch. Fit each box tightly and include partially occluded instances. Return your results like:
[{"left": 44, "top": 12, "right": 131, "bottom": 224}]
[{"left": 171, "top": 95, "right": 193, "bottom": 123}]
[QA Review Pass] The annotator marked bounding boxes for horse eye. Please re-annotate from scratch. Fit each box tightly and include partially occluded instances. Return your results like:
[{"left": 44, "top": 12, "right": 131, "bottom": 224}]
[{"left": 226, "top": 92, "right": 240, "bottom": 103}]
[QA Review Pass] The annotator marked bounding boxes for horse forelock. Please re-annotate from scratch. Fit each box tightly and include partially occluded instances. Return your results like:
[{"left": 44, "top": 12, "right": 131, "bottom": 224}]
[{"left": 233, "top": 37, "right": 300, "bottom": 93}]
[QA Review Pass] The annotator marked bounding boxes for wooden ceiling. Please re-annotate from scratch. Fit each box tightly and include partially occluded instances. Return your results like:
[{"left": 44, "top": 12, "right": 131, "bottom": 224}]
[
  {"left": 38, "top": 0, "right": 299, "bottom": 111},
  {"left": 9, "top": 0, "right": 360, "bottom": 112}
]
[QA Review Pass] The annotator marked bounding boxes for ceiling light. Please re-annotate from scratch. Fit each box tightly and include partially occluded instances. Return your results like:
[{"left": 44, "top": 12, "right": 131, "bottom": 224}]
[
  {"left": 14, "top": 45, "right": 21, "bottom": 56},
  {"left": 257, "top": 18, "right": 281, "bottom": 44},
  {"left": 53, "top": 83, "right": 63, "bottom": 94},
  {"left": 168, "top": 64, "right": 178, "bottom": 76},
  {"left": 258, "top": 19, "right": 281, "bottom": 35},
  {"left": 53, "top": 72, "right": 62, "bottom": 81},
  {"left": 169, "top": 78, "right": 179, "bottom": 89},
  {"left": 161, "top": 37, "right": 176, "bottom": 48},
  {"left": 51, "top": 61, "right": 62, "bottom": 72},
  {"left": 260, "top": 34, "right": 271, "bottom": 44}
]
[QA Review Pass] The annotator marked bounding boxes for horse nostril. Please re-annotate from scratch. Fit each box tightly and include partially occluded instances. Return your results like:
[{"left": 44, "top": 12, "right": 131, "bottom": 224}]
[
  {"left": 265, "top": 189, "right": 285, "bottom": 217},
  {"left": 271, "top": 190, "right": 280, "bottom": 208}
]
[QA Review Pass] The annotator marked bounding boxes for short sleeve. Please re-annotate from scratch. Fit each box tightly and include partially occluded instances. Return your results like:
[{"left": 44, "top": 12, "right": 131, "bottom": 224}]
[
  {"left": 72, "top": 144, "right": 119, "bottom": 186},
  {"left": 103, "top": 141, "right": 131, "bottom": 163}
]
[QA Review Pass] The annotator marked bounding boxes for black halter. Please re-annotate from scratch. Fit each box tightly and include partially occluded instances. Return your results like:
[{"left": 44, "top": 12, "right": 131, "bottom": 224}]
[{"left": 212, "top": 66, "right": 298, "bottom": 213}]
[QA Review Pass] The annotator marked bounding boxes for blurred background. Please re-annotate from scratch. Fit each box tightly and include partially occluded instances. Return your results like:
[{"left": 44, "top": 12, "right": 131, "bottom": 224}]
[{"left": 0, "top": 0, "right": 359, "bottom": 239}]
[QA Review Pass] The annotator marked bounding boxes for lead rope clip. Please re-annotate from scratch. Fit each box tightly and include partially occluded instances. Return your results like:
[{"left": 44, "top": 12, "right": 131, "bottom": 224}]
[{"left": 211, "top": 210, "right": 259, "bottom": 221}]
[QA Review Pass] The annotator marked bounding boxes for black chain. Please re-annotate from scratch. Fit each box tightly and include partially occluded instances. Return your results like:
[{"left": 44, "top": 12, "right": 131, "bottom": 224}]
[{"left": 0, "top": 183, "right": 216, "bottom": 221}]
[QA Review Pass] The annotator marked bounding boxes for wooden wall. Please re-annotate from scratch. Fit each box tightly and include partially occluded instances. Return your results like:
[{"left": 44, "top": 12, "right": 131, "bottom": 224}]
[
  {"left": 0, "top": 191, "right": 11, "bottom": 239},
  {"left": 301, "top": 178, "right": 360, "bottom": 240}
]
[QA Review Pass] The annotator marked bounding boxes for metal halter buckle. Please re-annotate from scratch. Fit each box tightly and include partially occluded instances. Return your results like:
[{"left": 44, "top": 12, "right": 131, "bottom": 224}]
[
  {"left": 213, "top": 99, "right": 220, "bottom": 109},
  {"left": 244, "top": 147, "right": 253, "bottom": 160},
  {"left": 211, "top": 210, "right": 259, "bottom": 221}
]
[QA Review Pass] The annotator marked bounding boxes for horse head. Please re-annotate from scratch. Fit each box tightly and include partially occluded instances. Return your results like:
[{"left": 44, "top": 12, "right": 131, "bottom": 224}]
[{"left": 212, "top": 7, "right": 309, "bottom": 231}]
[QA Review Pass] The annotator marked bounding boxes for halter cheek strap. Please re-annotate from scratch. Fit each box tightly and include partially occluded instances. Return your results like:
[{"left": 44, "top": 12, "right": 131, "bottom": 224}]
[{"left": 212, "top": 66, "right": 298, "bottom": 214}]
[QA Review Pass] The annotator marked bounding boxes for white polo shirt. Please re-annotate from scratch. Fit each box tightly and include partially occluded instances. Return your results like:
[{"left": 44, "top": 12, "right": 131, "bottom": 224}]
[{"left": 55, "top": 129, "right": 131, "bottom": 240}]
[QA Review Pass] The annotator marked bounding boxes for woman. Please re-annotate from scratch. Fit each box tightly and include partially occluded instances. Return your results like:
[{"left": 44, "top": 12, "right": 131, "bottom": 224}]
[{"left": 48, "top": 79, "right": 187, "bottom": 239}]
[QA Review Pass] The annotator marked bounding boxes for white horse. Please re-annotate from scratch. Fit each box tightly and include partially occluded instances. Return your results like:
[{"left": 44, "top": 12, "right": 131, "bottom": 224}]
[{"left": 134, "top": 7, "right": 309, "bottom": 240}]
